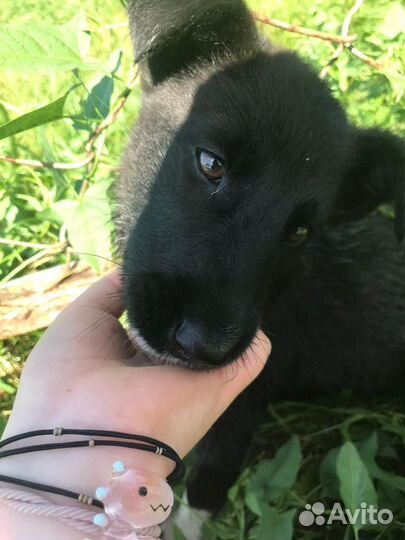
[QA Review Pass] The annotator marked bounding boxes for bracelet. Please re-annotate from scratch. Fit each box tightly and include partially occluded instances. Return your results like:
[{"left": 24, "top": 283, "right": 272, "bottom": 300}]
[
  {"left": 0, "top": 487, "right": 110, "bottom": 536},
  {"left": 0, "top": 428, "right": 184, "bottom": 538},
  {"left": 0, "top": 461, "right": 173, "bottom": 539},
  {"left": 0, "top": 472, "right": 104, "bottom": 509},
  {"left": 0, "top": 427, "right": 185, "bottom": 483}
]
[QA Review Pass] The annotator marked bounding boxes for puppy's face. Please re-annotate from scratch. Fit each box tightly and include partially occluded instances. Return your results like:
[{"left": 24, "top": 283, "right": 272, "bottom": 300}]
[
  {"left": 119, "top": 2, "right": 404, "bottom": 369},
  {"left": 119, "top": 51, "right": 354, "bottom": 368}
]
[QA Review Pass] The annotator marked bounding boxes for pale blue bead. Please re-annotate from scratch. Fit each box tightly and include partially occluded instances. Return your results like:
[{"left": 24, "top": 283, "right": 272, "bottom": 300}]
[
  {"left": 112, "top": 460, "right": 126, "bottom": 473},
  {"left": 93, "top": 513, "right": 109, "bottom": 528},
  {"left": 95, "top": 486, "right": 109, "bottom": 500}
]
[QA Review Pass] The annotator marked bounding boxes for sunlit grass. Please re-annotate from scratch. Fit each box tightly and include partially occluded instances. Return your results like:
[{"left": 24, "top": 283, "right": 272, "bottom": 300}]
[{"left": 1, "top": 1, "right": 404, "bottom": 538}]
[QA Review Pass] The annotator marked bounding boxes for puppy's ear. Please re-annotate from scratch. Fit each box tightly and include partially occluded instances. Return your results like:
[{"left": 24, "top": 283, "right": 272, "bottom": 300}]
[
  {"left": 332, "top": 129, "right": 405, "bottom": 242},
  {"left": 127, "top": 0, "right": 258, "bottom": 87}
]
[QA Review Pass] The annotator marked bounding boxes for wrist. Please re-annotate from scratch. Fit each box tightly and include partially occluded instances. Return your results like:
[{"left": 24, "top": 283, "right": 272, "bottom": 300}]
[
  {"left": 0, "top": 446, "right": 173, "bottom": 539},
  {"left": 0, "top": 444, "right": 174, "bottom": 505},
  {"left": 0, "top": 435, "right": 175, "bottom": 540}
]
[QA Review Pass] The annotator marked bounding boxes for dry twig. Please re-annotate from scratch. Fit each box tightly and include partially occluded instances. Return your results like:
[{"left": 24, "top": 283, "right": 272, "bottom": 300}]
[
  {"left": 0, "top": 238, "right": 64, "bottom": 250},
  {"left": 0, "top": 263, "right": 106, "bottom": 339},
  {"left": 252, "top": 11, "right": 356, "bottom": 44},
  {"left": 347, "top": 45, "right": 385, "bottom": 70},
  {"left": 1, "top": 69, "right": 139, "bottom": 176},
  {"left": 320, "top": 0, "right": 365, "bottom": 78},
  {"left": 0, "top": 153, "right": 94, "bottom": 170},
  {"left": 1, "top": 243, "right": 68, "bottom": 284},
  {"left": 85, "top": 69, "right": 139, "bottom": 157},
  {"left": 254, "top": 3, "right": 389, "bottom": 75}
]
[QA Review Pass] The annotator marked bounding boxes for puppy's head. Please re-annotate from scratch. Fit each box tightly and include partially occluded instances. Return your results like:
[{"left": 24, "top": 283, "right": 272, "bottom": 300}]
[{"left": 118, "top": 0, "right": 405, "bottom": 369}]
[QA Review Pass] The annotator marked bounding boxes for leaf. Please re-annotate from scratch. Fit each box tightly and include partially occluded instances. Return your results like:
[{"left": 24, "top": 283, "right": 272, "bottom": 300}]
[
  {"left": 253, "top": 507, "right": 295, "bottom": 540},
  {"left": 71, "top": 11, "right": 91, "bottom": 58},
  {"left": 0, "top": 379, "right": 16, "bottom": 394},
  {"left": 54, "top": 180, "right": 113, "bottom": 273},
  {"left": 337, "top": 441, "right": 378, "bottom": 534},
  {"left": 0, "top": 88, "right": 76, "bottom": 140},
  {"left": 357, "top": 431, "right": 378, "bottom": 465},
  {"left": 106, "top": 48, "right": 123, "bottom": 76},
  {"left": 227, "top": 480, "right": 242, "bottom": 504},
  {"left": 0, "top": 415, "right": 7, "bottom": 436},
  {"left": 380, "top": 3, "right": 405, "bottom": 39},
  {"left": 247, "top": 436, "right": 302, "bottom": 502},
  {"left": 245, "top": 492, "right": 263, "bottom": 516},
  {"left": 36, "top": 127, "right": 69, "bottom": 198},
  {"left": 203, "top": 520, "right": 232, "bottom": 540},
  {"left": 85, "top": 76, "right": 114, "bottom": 120},
  {"left": 378, "top": 437, "right": 398, "bottom": 459},
  {"left": 0, "top": 194, "right": 11, "bottom": 221},
  {"left": 360, "top": 433, "right": 405, "bottom": 493},
  {"left": 378, "top": 481, "right": 405, "bottom": 512},
  {"left": 320, "top": 447, "right": 340, "bottom": 499},
  {"left": 172, "top": 524, "right": 187, "bottom": 540},
  {"left": 0, "top": 17, "right": 102, "bottom": 73},
  {"left": 357, "top": 432, "right": 405, "bottom": 492}
]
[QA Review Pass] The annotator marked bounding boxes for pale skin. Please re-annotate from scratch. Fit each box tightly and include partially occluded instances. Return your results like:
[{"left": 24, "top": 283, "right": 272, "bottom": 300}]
[{"left": 0, "top": 272, "right": 271, "bottom": 540}]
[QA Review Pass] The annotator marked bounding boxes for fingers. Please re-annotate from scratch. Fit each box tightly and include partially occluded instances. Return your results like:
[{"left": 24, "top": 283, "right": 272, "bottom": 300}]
[
  {"left": 65, "top": 271, "right": 124, "bottom": 319},
  {"left": 30, "top": 271, "right": 129, "bottom": 363},
  {"left": 148, "top": 330, "right": 271, "bottom": 456},
  {"left": 215, "top": 330, "right": 271, "bottom": 412}
]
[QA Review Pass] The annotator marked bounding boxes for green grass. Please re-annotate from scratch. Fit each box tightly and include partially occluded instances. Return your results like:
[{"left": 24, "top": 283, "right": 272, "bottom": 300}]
[{"left": 1, "top": 1, "right": 405, "bottom": 538}]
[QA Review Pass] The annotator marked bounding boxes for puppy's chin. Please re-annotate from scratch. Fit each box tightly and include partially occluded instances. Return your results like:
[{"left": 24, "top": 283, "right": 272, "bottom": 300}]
[
  {"left": 127, "top": 326, "right": 186, "bottom": 367},
  {"left": 127, "top": 326, "right": 217, "bottom": 370}
]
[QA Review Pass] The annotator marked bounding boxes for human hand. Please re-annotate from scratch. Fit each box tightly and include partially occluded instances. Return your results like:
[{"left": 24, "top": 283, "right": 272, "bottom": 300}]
[{"left": 1, "top": 272, "right": 270, "bottom": 494}]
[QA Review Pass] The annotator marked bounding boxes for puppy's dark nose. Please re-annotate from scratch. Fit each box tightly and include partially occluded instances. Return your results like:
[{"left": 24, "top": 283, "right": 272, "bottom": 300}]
[{"left": 175, "top": 320, "right": 236, "bottom": 366}]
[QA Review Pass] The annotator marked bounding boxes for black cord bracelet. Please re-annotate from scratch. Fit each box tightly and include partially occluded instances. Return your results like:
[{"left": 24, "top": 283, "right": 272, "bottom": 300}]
[
  {"left": 0, "top": 473, "right": 104, "bottom": 509},
  {"left": 0, "top": 428, "right": 185, "bottom": 484}
]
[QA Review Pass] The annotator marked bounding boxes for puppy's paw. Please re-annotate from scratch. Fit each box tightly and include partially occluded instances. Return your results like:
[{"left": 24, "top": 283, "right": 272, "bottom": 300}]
[{"left": 162, "top": 491, "right": 211, "bottom": 540}]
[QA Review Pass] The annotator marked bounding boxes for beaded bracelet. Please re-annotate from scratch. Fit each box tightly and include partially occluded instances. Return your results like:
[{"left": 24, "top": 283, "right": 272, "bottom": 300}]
[
  {"left": 0, "top": 428, "right": 185, "bottom": 538},
  {"left": 0, "top": 461, "right": 172, "bottom": 539}
]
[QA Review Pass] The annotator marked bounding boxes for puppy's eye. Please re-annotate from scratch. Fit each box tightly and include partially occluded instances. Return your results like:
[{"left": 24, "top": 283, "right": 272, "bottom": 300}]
[
  {"left": 288, "top": 225, "right": 310, "bottom": 246},
  {"left": 197, "top": 149, "right": 225, "bottom": 182}
]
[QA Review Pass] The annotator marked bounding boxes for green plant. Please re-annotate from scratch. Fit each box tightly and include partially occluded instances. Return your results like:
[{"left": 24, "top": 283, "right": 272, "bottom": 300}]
[
  {"left": 0, "top": 1, "right": 404, "bottom": 538},
  {"left": 204, "top": 400, "right": 405, "bottom": 539}
]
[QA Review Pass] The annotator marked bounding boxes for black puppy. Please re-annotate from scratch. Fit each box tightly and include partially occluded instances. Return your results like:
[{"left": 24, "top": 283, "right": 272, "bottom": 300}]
[{"left": 117, "top": 0, "right": 405, "bottom": 531}]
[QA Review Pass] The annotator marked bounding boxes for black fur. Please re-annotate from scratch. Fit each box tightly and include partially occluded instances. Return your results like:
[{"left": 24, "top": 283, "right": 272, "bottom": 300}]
[{"left": 118, "top": 0, "right": 405, "bottom": 515}]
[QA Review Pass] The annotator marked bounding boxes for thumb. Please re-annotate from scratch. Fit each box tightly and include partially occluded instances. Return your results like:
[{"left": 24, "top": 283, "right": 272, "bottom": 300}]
[
  {"left": 214, "top": 330, "right": 271, "bottom": 415},
  {"left": 156, "top": 330, "right": 271, "bottom": 457}
]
